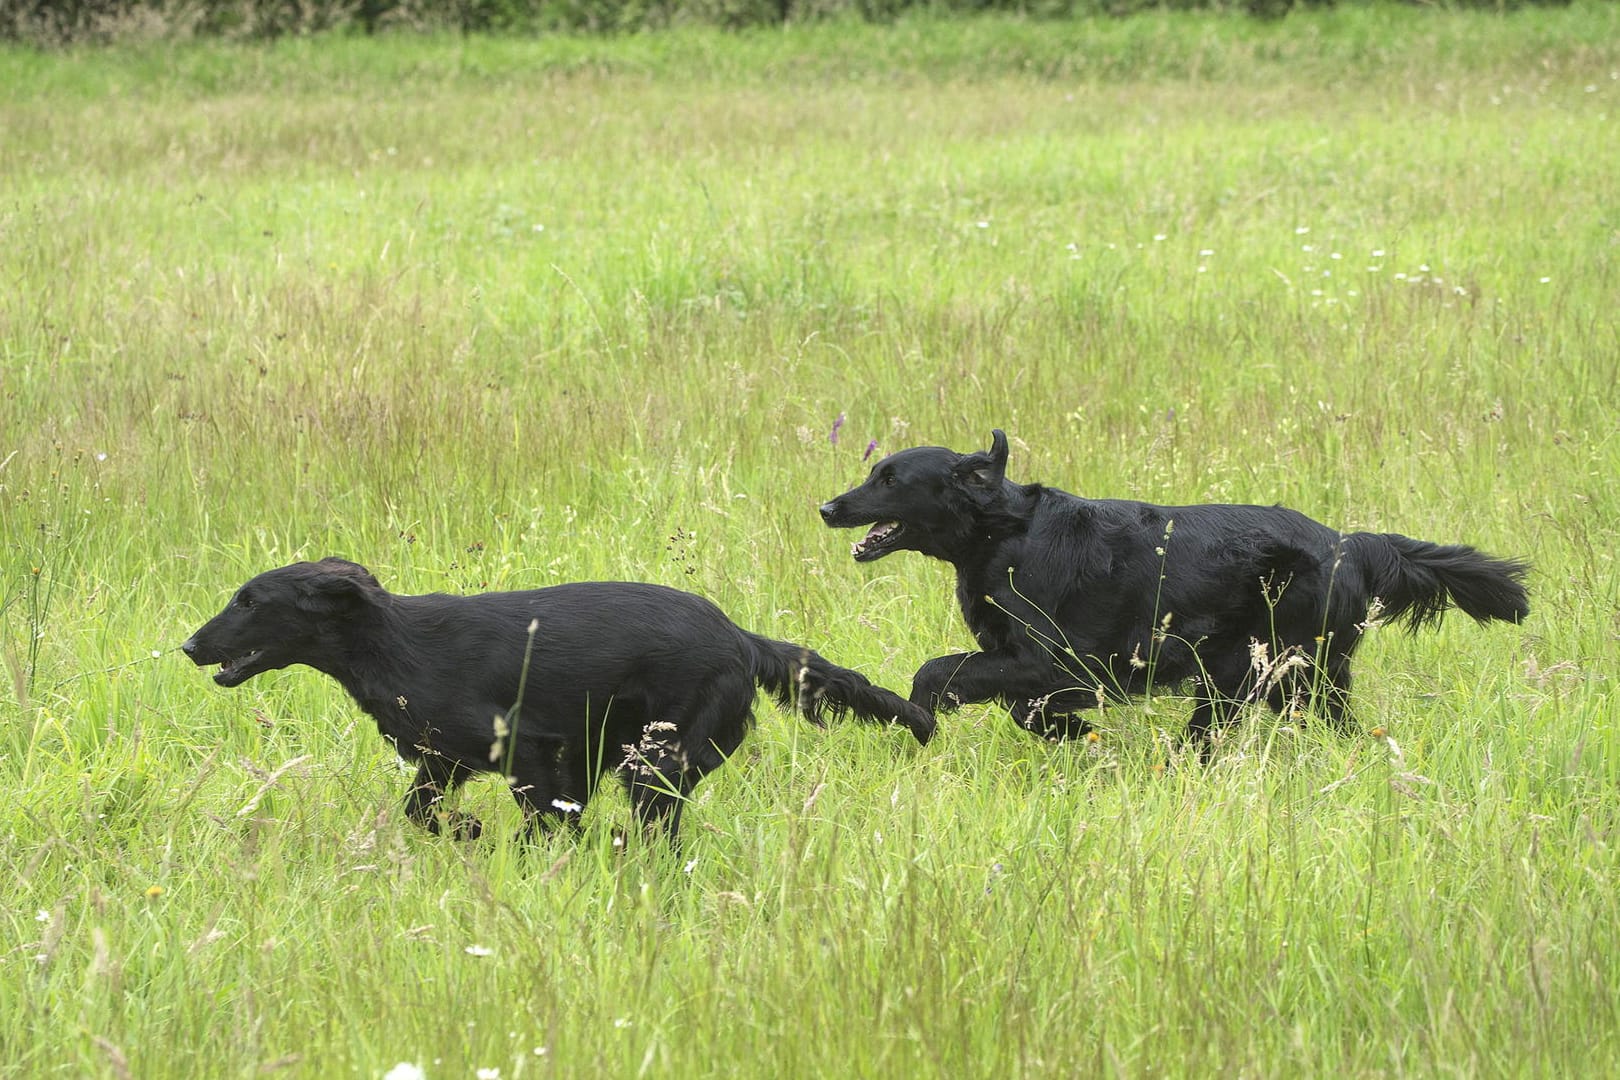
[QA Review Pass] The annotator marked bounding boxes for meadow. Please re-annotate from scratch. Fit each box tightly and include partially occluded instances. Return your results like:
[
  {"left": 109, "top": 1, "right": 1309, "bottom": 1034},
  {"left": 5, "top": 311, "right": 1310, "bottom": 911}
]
[{"left": 2, "top": 5, "right": 1618, "bottom": 1076}]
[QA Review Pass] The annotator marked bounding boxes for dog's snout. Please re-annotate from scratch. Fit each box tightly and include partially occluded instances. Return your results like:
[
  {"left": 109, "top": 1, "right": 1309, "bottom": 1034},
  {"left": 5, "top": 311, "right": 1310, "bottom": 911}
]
[
  {"left": 181, "top": 637, "right": 198, "bottom": 657},
  {"left": 818, "top": 501, "right": 838, "bottom": 524}
]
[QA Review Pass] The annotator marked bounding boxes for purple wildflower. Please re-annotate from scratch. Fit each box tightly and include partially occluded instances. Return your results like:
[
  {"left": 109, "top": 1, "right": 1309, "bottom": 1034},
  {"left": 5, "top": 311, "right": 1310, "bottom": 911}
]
[
  {"left": 863, "top": 439, "right": 878, "bottom": 461},
  {"left": 830, "top": 413, "right": 845, "bottom": 445}
]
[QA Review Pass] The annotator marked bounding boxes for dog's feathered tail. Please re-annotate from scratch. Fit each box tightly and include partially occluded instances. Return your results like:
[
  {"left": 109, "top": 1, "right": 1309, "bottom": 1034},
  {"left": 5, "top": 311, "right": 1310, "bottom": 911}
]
[
  {"left": 743, "top": 632, "right": 935, "bottom": 744},
  {"left": 1349, "top": 534, "right": 1530, "bottom": 631}
]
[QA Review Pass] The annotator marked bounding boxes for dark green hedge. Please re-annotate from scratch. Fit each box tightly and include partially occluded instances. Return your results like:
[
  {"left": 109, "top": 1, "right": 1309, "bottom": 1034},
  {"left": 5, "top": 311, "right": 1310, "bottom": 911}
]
[{"left": 1, "top": 0, "right": 1575, "bottom": 44}]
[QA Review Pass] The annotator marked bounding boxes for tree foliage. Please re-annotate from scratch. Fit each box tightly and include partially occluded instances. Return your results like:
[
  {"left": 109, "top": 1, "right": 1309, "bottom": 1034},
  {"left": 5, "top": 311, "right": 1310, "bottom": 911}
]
[{"left": 2, "top": 0, "right": 1575, "bottom": 45}]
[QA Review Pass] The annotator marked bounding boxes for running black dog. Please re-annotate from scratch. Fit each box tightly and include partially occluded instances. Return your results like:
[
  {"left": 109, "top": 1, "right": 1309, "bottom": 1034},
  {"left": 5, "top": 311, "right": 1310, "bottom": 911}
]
[
  {"left": 821, "top": 430, "right": 1529, "bottom": 745},
  {"left": 183, "top": 559, "right": 932, "bottom": 843}
]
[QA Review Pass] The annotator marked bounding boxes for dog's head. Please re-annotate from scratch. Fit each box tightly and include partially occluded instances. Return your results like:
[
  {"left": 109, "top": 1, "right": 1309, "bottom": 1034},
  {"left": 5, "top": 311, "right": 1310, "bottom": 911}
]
[
  {"left": 181, "top": 558, "right": 383, "bottom": 686},
  {"left": 820, "top": 429, "right": 1011, "bottom": 563}
]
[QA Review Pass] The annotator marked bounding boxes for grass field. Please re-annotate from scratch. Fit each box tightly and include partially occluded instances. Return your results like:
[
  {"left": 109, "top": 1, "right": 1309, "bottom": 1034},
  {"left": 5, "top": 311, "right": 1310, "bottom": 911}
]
[{"left": 2, "top": 5, "right": 1618, "bottom": 1076}]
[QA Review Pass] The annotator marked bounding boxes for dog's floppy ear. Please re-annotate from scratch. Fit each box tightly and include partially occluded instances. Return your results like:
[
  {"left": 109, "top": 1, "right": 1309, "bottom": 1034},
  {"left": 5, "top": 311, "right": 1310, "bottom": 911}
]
[
  {"left": 313, "top": 557, "right": 383, "bottom": 590},
  {"left": 962, "top": 429, "right": 1010, "bottom": 488},
  {"left": 987, "top": 429, "right": 1009, "bottom": 470},
  {"left": 296, "top": 559, "right": 381, "bottom": 614}
]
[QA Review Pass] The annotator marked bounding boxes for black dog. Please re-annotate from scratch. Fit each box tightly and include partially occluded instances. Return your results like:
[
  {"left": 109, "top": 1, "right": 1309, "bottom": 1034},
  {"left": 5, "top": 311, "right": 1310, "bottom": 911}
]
[
  {"left": 821, "top": 430, "right": 1529, "bottom": 745},
  {"left": 183, "top": 559, "right": 932, "bottom": 843}
]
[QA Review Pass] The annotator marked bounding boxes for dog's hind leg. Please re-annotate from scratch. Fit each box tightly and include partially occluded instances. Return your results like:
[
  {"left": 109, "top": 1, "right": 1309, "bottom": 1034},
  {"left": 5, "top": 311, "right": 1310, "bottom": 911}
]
[
  {"left": 508, "top": 739, "right": 592, "bottom": 842},
  {"left": 1277, "top": 652, "right": 1359, "bottom": 734},
  {"left": 624, "top": 690, "right": 750, "bottom": 849},
  {"left": 1185, "top": 698, "right": 1233, "bottom": 761},
  {"left": 1319, "top": 657, "right": 1358, "bottom": 734},
  {"left": 626, "top": 759, "right": 692, "bottom": 847},
  {"left": 1186, "top": 651, "right": 1255, "bottom": 759},
  {"left": 403, "top": 758, "right": 482, "bottom": 839}
]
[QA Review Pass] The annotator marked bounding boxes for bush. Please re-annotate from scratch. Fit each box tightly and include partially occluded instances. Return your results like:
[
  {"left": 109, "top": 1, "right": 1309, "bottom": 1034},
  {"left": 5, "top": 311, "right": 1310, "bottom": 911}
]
[{"left": 0, "top": 0, "right": 1581, "bottom": 46}]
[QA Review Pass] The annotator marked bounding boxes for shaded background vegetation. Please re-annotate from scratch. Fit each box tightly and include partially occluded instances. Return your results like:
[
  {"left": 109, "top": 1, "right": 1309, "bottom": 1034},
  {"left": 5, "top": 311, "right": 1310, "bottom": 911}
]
[{"left": 3, "top": 0, "right": 1574, "bottom": 43}]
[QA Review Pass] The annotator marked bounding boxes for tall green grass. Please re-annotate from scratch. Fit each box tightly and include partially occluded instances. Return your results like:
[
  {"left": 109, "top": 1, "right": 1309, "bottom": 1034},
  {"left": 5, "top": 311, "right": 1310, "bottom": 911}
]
[{"left": 3, "top": 8, "right": 1618, "bottom": 1077}]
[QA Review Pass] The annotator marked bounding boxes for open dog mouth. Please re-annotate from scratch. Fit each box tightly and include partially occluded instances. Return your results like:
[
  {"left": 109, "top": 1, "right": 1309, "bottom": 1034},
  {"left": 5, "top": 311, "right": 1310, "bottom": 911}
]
[
  {"left": 213, "top": 650, "right": 265, "bottom": 686},
  {"left": 851, "top": 521, "right": 903, "bottom": 562}
]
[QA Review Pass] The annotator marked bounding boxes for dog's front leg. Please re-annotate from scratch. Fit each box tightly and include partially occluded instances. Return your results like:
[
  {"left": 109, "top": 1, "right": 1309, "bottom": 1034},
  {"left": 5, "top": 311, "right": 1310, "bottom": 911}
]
[
  {"left": 403, "top": 759, "right": 482, "bottom": 840},
  {"left": 910, "top": 652, "right": 1020, "bottom": 713}
]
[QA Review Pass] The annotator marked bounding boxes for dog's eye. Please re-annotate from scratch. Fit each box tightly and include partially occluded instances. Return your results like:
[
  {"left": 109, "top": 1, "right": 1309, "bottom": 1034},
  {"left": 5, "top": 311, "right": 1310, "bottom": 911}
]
[
  {"left": 880, "top": 474, "right": 897, "bottom": 487},
  {"left": 236, "top": 594, "right": 255, "bottom": 610}
]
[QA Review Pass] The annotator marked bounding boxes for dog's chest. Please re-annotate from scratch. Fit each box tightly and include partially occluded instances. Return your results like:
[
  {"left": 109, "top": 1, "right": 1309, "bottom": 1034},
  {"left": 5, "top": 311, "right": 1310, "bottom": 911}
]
[
  {"left": 956, "top": 551, "right": 1074, "bottom": 650},
  {"left": 349, "top": 687, "right": 432, "bottom": 752},
  {"left": 956, "top": 577, "right": 1020, "bottom": 650}
]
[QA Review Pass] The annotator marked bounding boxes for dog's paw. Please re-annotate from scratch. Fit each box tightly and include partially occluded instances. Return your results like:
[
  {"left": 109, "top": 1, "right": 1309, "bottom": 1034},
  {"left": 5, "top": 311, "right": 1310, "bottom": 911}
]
[
  {"left": 901, "top": 704, "right": 937, "bottom": 745},
  {"left": 434, "top": 809, "right": 483, "bottom": 841},
  {"left": 1011, "top": 697, "right": 1090, "bottom": 742}
]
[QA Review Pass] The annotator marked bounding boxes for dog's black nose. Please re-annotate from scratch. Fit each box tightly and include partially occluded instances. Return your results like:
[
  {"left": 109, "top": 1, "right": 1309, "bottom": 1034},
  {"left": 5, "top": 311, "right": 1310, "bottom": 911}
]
[
  {"left": 180, "top": 637, "right": 198, "bottom": 657},
  {"left": 818, "top": 501, "right": 837, "bottom": 524}
]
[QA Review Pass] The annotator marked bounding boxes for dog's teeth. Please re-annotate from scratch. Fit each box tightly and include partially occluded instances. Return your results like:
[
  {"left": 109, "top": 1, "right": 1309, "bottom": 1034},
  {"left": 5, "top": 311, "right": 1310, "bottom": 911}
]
[{"left": 851, "top": 522, "right": 900, "bottom": 559}]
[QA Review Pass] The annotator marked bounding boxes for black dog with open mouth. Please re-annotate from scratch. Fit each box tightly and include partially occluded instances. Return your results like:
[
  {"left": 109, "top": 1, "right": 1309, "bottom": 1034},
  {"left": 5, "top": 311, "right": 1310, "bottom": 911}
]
[
  {"left": 822, "top": 430, "right": 1528, "bottom": 746},
  {"left": 185, "top": 558, "right": 932, "bottom": 843}
]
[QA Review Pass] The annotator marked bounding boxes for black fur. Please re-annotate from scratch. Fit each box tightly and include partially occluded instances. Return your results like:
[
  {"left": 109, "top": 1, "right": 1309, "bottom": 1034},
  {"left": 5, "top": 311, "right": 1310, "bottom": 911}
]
[
  {"left": 821, "top": 430, "right": 1529, "bottom": 745},
  {"left": 183, "top": 559, "right": 932, "bottom": 843}
]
